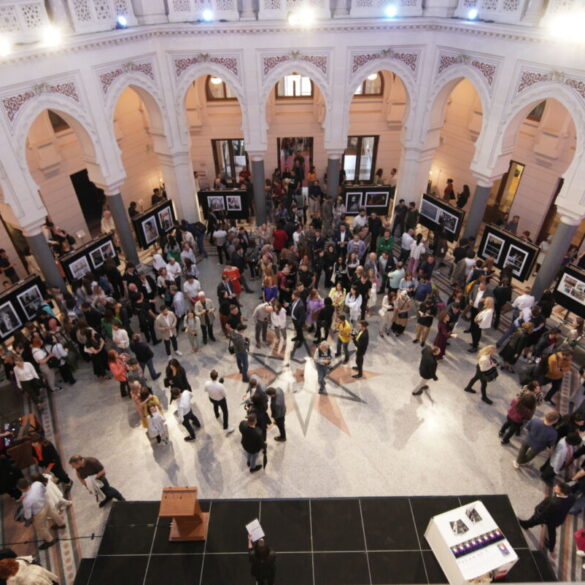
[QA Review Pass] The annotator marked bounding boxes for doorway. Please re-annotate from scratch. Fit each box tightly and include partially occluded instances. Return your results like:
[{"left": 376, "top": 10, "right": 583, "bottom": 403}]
[
  {"left": 70, "top": 169, "right": 105, "bottom": 237},
  {"left": 277, "top": 137, "right": 314, "bottom": 181},
  {"left": 483, "top": 160, "right": 525, "bottom": 224}
]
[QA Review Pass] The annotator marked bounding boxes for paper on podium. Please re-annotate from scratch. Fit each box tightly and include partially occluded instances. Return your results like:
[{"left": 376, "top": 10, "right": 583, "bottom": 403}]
[{"left": 246, "top": 519, "right": 265, "bottom": 542}]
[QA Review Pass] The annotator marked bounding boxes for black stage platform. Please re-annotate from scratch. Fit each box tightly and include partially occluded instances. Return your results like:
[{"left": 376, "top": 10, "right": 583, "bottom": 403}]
[{"left": 74, "top": 495, "right": 556, "bottom": 585}]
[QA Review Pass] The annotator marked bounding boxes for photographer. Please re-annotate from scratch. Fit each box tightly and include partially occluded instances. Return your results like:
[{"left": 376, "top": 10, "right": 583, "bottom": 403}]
[{"left": 314, "top": 342, "right": 333, "bottom": 394}]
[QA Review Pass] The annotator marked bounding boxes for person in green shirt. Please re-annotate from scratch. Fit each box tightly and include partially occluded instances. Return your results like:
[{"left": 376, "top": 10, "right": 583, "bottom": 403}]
[{"left": 376, "top": 229, "right": 394, "bottom": 256}]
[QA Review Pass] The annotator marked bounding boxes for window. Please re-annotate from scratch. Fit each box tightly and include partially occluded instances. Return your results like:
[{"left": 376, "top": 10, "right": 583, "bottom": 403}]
[
  {"left": 48, "top": 110, "right": 70, "bottom": 133},
  {"left": 206, "top": 76, "right": 237, "bottom": 101},
  {"left": 353, "top": 72, "right": 383, "bottom": 96},
  {"left": 211, "top": 139, "right": 248, "bottom": 184},
  {"left": 342, "top": 136, "right": 379, "bottom": 183},
  {"left": 275, "top": 74, "right": 313, "bottom": 99},
  {"left": 526, "top": 100, "right": 546, "bottom": 123}
]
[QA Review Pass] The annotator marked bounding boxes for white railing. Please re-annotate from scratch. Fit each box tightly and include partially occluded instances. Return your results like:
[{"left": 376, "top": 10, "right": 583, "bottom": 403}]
[
  {"left": 65, "top": 0, "right": 137, "bottom": 33},
  {"left": 0, "top": 0, "right": 50, "bottom": 42},
  {"left": 257, "top": 0, "right": 331, "bottom": 21},
  {"left": 453, "top": 0, "right": 530, "bottom": 25},
  {"left": 349, "top": 0, "right": 422, "bottom": 19},
  {"left": 167, "top": 0, "right": 239, "bottom": 22}
]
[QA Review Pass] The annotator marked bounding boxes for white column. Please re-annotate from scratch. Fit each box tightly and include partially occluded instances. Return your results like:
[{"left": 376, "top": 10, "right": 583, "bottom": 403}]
[
  {"left": 130, "top": 0, "right": 169, "bottom": 24},
  {"left": 239, "top": 0, "right": 257, "bottom": 20},
  {"left": 396, "top": 146, "right": 434, "bottom": 204},
  {"left": 157, "top": 151, "right": 201, "bottom": 223},
  {"left": 326, "top": 150, "right": 345, "bottom": 201},
  {"left": 333, "top": 0, "right": 348, "bottom": 18}
]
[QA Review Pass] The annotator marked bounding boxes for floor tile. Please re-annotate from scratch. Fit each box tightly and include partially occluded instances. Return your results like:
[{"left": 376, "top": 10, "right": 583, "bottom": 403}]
[
  {"left": 87, "top": 556, "right": 148, "bottom": 585},
  {"left": 360, "top": 497, "right": 419, "bottom": 551},
  {"left": 410, "top": 497, "right": 461, "bottom": 544},
  {"left": 530, "top": 550, "right": 556, "bottom": 582},
  {"left": 275, "top": 553, "right": 314, "bottom": 585},
  {"left": 144, "top": 554, "right": 203, "bottom": 585},
  {"left": 106, "top": 501, "right": 160, "bottom": 526},
  {"left": 151, "top": 518, "right": 207, "bottom": 555},
  {"left": 200, "top": 553, "right": 251, "bottom": 585},
  {"left": 313, "top": 552, "right": 370, "bottom": 585},
  {"left": 368, "top": 551, "right": 428, "bottom": 584},
  {"left": 260, "top": 500, "right": 311, "bottom": 552},
  {"left": 73, "top": 558, "right": 95, "bottom": 585},
  {"left": 205, "top": 500, "right": 260, "bottom": 553},
  {"left": 98, "top": 524, "right": 155, "bottom": 555},
  {"left": 311, "top": 500, "right": 366, "bottom": 552},
  {"left": 458, "top": 495, "right": 526, "bottom": 549},
  {"left": 421, "top": 550, "right": 448, "bottom": 584}
]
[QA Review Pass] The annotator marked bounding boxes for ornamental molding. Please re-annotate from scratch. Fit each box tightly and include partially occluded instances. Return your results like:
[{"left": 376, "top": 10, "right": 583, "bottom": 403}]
[
  {"left": 262, "top": 50, "right": 329, "bottom": 78},
  {"left": 173, "top": 52, "right": 241, "bottom": 82},
  {"left": 516, "top": 67, "right": 585, "bottom": 102},
  {"left": 97, "top": 59, "right": 155, "bottom": 95},
  {"left": 1, "top": 78, "right": 80, "bottom": 126},
  {"left": 436, "top": 50, "right": 498, "bottom": 87},
  {"left": 351, "top": 47, "right": 419, "bottom": 75}
]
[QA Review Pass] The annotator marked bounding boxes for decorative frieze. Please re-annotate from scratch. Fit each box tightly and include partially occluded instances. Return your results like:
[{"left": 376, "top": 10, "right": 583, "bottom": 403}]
[
  {"left": 263, "top": 51, "right": 328, "bottom": 76},
  {"left": 437, "top": 52, "right": 497, "bottom": 87},
  {"left": 352, "top": 48, "right": 418, "bottom": 75},
  {"left": 99, "top": 62, "right": 155, "bottom": 94},
  {"left": 174, "top": 53, "right": 240, "bottom": 80}
]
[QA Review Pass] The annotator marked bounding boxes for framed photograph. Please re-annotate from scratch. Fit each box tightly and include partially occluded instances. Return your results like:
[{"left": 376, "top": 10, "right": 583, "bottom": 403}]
[
  {"left": 0, "top": 301, "right": 21, "bottom": 337},
  {"left": 142, "top": 216, "right": 159, "bottom": 246},
  {"left": 346, "top": 192, "right": 362, "bottom": 213},
  {"left": 558, "top": 272, "right": 585, "bottom": 304},
  {"left": 68, "top": 256, "right": 92, "bottom": 280},
  {"left": 99, "top": 240, "right": 116, "bottom": 262},
  {"left": 207, "top": 195, "right": 225, "bottom": 212},
  {"left": 365, "top": 191, "right": 389, "bottom": 207},
  {"left": 503, "top": 244, "right": 529, "bottom": 278},
  {"left": 157, "top": 207, "right": 174, "bottom": 233},
  {"left": 482, "top": 232, "right": 505, "bottom": 263},
  {"left": 436, "top": 208, "right": 458, "bottom": 235},
  {"left": 420, "top": 199, "right": 438, "bottom": 222},
  {"left": 226, "top": 195, "right": 242, "bottom": 211},
  {"left": 89, "top": 248, "right": 104, "bottom": 270},
  {"left": 16, "top": 285, "right": 43, "bottom": 320}
]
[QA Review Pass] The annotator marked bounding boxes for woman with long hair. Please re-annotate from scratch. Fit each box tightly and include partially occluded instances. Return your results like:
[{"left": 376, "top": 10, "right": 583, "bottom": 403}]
[
  {"left": 248, "top": 536, "right": 276, "bottom": 585},
  {"left": 379, "top": 290, "right": 395, "bottom": 337},
  {"left": 164, "top": 358, "right": 191, "bottom": 395},
  {"left": 433, "top": 311, "right": 457, "bottom": 359},
  {"left": 498, "top": 392, "right": 536, "bottom": 445},
  {"left": 391, "top": 289, "right": 412, "bottom": 337},
  {"left": 469, "top": 296, "right": 494, "bottom": 352},
  {"left": 464, "top": 345, "right": 498, "bottom": 404},
  {"left": 329, "top": 281, "right": 347, "bottom": 318},
  {"left": 107, "top": 349, "right": 129, "bottom": 397}
]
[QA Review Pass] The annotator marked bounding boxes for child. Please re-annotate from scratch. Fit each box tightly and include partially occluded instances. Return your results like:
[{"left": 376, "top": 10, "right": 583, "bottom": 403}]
[
  {"left": 184, "top": 309, "right": 201, "bottom": 353},
  {"left": 147, "top": 404, "right": 169, "bottom": 444}
]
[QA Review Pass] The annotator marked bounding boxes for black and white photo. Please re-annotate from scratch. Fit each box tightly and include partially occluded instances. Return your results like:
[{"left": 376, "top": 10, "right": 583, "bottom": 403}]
[
  {"left": 207, "top": 195, "right": 225, "bottom": 212},
  {"left": 503, "top": 244, "right": 528, "bottom": 278},
  {"left": 68, "top": 256, "right": 92, "bottom": 280},
  {"left": 142, "top": 216, "right": 159, "bottom": 246},
  {"left": 99, "top": 239, "right": 116, "bottom": 261},
  {"left": 420, "top": 199, "right": 438, "bottom": 222},
  {"left": 365, "top": 191, "right": 388, "bottom": 207},
  {"left": 226, "top": 195, "right": 242, "bottom": 211},
  {"left": 346, "top": 192, "right": 362, "bottom": 213},
  {"left": 437, "top": 209, "right": 458, "bottom": 234},
  {"left": 158, "top": 207, "right": 174, "bottom": 233},
  {"left": 17, "top": 285, "right": 43, "bottom": 320},
  {"left": 449, "top": 519, "right": 469, "bottom": 536},
  {"left": 0, "top": 301, "right": 21, "bottom": 337},
  {"left": 482, "top": 232, "right": 505, "bottom": 263},
  {"left": 90, "top": 248, "right": 104, "bottom": 270}
]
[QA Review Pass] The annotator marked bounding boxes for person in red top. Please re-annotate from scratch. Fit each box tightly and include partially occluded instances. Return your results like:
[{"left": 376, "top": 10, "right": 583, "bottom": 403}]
[
  {"left": 239, "top": 166, "right": 251, "bottom": 183},
  {"left": 272, "top": 224, "right": 288, "bottom": 255},
  {"left": 30, "top": 434, "right": 71, "bottom": 487},
  {"left": 107, "top": 350, "right": 129, "bottom": 397}
]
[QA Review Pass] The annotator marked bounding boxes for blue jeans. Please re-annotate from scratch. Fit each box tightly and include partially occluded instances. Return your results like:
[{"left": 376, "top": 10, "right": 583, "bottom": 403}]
[
  {"left": 316, "top": 364, "right": 328, "bottom": 392},
  {"left": 139, "top": 358, "right": 158, "bottom": 380},
  {"left": 247, "top": 450, "right": 260, "bottom": 468},
  {"left": 236, "top": 352, "right": 249, "bottom": 382}
]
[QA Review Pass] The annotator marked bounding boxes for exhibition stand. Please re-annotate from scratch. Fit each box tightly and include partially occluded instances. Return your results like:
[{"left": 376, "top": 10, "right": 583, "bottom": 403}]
[
  {"left": 60, "top": 234, "right": 119, "bottom": 282},
  {"left": 418, "top": 193, "right": 465, "bottom": 243},
  {"left": 343, "top": 184, "right": 394, "bottom": 217},
  {"left": 131, "top": 200, "right": 177, "bottom": 249},
  {"left": 198, "top": 189, "right": 249, "bottom": 220}
]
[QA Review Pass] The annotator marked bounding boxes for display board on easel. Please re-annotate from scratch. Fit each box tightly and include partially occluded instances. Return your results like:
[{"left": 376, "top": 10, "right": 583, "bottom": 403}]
[
  {"left": 554, "top": 265, "right": 585, "bottom": 318},
  {"left": 197, "top": 190, "right": 249, "bottom": 220},
  {"left": 132, "top": 200, "right": 176, "bottom": 249},
  {"left": 0, "top": 275, "right": 46, "bottom": 341},
  {"left": 477, "top": 224, "right": 538, "bottom": 282},
  {"left": 59, "top": 234, "right": 119, "bottom": 282},
  {"left": 343, "top": 185, "right": 394, "bottom": 217},
  {"left": 417, "top": 193, "right": 465, "bottom": 243}
]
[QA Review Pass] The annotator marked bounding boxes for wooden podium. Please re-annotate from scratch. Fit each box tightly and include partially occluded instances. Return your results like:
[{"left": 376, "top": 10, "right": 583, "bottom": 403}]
[{"left": 158, "top": 487, "right": 209, "bottom": 542}]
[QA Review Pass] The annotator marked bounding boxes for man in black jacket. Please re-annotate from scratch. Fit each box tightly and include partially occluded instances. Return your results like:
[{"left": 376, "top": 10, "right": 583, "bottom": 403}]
[
  {"left": 130, "top": 333, "right": 161, "bottom": 380},
  {"left": 290, "top": 292, "right": 306, "bottom": 347},
  {"left": 518, "top": 480, "right": 575, "bottom": 552},
  {"left": 239, "top": 413, "right": 265, "bottom": 473},
  {"left": 352, "top": 320, "right": 369, "bottom": 379},
  {"left": 230, "top": 246, "right": 253, "bottom": 293},
  {"left": 412, "top": 346, "right": 440, "bottom": 395}
]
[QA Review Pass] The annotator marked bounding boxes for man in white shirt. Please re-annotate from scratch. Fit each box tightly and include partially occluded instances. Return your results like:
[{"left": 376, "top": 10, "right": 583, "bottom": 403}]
[
  {"left": 183, "top": 275, "right": 202, "bottom": 306},
  {"left": 352, "top": 209, "right": 368, "bottom": 231},
  {"left": 18, "top": 477, "right": 64, "bottom": 549},
  {"left": 166, "top": 257, "right": 182, "bottom": 288},
  {"left": 204, "top": 370, "right": 234, "bottom": 434},
  {"left": 252, "top": 302, "right": 273, "bottom": 348},
  {"left": 400, "top": 229, "right": 415, "bottom": 262},
  {"left": 213, "top": 226, "right": 228, "bottom": 264},
  {"left": 170, "top": 387, "right": 201, "bottom": 441},
  {"left": 171, "top": 286, "right": 188, "bottom": 327},
  {"left": 180, "top": 242, "right": 197, "bottom": 268},
  {"left": 513, "top": 287, "right": 536, "bottom": 312}
]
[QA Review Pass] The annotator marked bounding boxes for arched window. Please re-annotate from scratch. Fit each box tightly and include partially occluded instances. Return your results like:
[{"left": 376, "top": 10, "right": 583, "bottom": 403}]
[
  {"left": 275, "top": 74, "right": 313, "bottom": 99},
  {"left": 353, "top": 72, "right": 383, "bottom": 96},
  {"left": 206, "top": 76, "right": 237, "bottom": 101}
]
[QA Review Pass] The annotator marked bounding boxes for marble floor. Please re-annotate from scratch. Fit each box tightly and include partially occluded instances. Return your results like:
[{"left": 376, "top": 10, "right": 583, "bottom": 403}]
[{"left": 19, "top": 254, "right": 572, "bottom": 578}]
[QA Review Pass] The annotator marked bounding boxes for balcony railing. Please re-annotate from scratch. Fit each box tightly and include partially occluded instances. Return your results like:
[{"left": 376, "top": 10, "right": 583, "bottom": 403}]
[
  {"left": 65, "top": 0, "right": 137, "bottom": 33},
  {"left": 0, "top": 0, "right": 50, "bottom": 42}
]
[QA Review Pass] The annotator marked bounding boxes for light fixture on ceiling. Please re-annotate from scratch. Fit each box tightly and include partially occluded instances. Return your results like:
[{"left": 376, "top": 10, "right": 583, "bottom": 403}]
[
  {"left": 116, "top": 15, "right": 128, "bottom": 29},
  {"left": 288, "top": 6, "right": 315, "bottom": 26},
  {"left": 202, "top": 9, "right": 214, "bottom": 21},
  {"left": 385, "top": 4, "right": 398, "bottom": 18},
  {"left": 0, "top": 38, "right": 12, "bottom": 57},
  {"left": 41, "top": 25, "right": 62, "bottom": 47},
  {"left": 467, "top": 8, "right": 479, "bottom": 20},
  {"left": 367, "top": 73, "right": 378, "bottom": 81},
  {"left": 210, "top": 76, "right": 223, "bottom": 85}
]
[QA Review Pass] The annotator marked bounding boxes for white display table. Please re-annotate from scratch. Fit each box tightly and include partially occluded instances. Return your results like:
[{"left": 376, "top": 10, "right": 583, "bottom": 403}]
[{"left": 424, "top": 500, "right": 518, "bottom": 584}]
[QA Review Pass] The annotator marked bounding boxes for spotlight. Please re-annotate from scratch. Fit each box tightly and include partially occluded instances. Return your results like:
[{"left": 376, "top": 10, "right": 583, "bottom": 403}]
[
  {"left": 467, "top": 8, "right": 478, "bottom": 20},
  {"left": 288, "top": 12, "right": 299, "bottom": 25},
  {"left": 385, "top": 4, "right": 397, "bottom": 17},
  {"left": 210, "top": 76, "right": 223, "bottom": 85},
  {"left": 0, "top": 38, "right": 11, "bottom": 57},
  {"left": 42, "top": 25, "right": 62, "bottom": 47},
  {"left": 367, "top": 73, "right": 378, "bottom": 81},
  {"left": 202, "top": 9, "right": 214, "bottom": 21},
  {"left": 116, "top": 15, "right": 128, "bottom": 28},
  {"left": 299, "top": 6, "right": 315, "bottom": 25}
]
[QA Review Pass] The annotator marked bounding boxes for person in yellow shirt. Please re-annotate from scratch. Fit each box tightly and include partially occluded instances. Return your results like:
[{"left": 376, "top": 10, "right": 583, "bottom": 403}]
[{"left": 335, "top": 314, "right": 352, "bottom": 364}]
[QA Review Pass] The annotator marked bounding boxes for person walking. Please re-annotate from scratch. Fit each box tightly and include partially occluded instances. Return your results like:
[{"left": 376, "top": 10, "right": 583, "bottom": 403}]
[
  {"left": 469, "top": 297, "right": 494, "bottom": 352},
  {"left": 517, "top": 481, "right": 575, "bottom": 552},
  {"left": 229, "top": 324, "right": 250, "bottom": 383},
  {"left": 542, "top": 347, "right": 573, "bottom": 405},
  {"left": 352, "top": 321, "right": 369, "bottom": 379},
  {"left": 204, "top": 370, "right": 234, "bottom": 434},
  {"left": 170, "top": 386, "right": 201, "bottom": 441},
  {"left": 270, "top": 301, "right": 287, "bottom": 348},
  {"left": 164, "top": 359, "right": 192, "bottom": 395},
  {"left": 314, "top": 342, "right": 332, "bottom": 394},
  {"left": 155, "top": 306, "right": 182, "bottom": 358},
  {"left": 513, "top": 410, "right": 560, "bottom": 469},
  {"left": 266, "top": 387, "right": 286, "bottom": 442},
  {"left": 107, "top": 350, "right": 129, "bottom": 397},
  {"left": 498, "top": 392, "right": 536, "bottom": 445},
  {"left": 13, "top": 357, "right": 43, "bottom": 405},
  {"left": 239, "top": 413, "right": 265, "bottom": 473},
  {"left": 17, "top": 477, "right": 65, "bottom": 550},
  {"left": 129, "top": 333, "right": 161, "bottom": 380},
  {"left": 146, "top": 403, "right": 169, "bottom": 445},
  {"left": 30, "top": 434, "right": 72, "bottom": 488},
  {"left": 184, "top": 309, "right": 201, "bottom": 353},
  {"left": 69, "top": 454, "right": 125, "bottom": 508},
  {"left": 412, "top": 345, "right": 441, "bottom": 396},
  {"left": 433, "top": 311, "right": 457, "bottom": 359},
  {"left": 194, "top": 292, "right": 217, "bottom": 344},
  {"left": 463, "top": 345, "right": 499, "bottom": 404},
  {"left": 335, "top": 314, "right": 352, "bottom": 364},
  {"left": 252, "top": 302, "right": 273, "bottom": 349},
  {"left": 248, "top": 536, "right": 276, "bottom": 585},
  {"left": 391, "top": 289, "right": 411, "bottom": 337}
]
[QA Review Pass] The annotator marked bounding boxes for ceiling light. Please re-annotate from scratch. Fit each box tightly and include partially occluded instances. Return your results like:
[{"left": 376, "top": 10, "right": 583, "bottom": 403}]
[
  {"left": 367, "top": 73, "right": 378, "bottom": 81},
  {"left": 210, "top": 77, "right": 223, "bottom": 85},
  {"left": 116, "top": 15, "right": 128, "bottom": 28},
  {"left": 42, "top": 25, "right": 62, "bottom": 47},
  {"left": 0, "top": 38, "right": 11, "bottom": 57},
  {"left": 385, "top": 4, "right": 397, "bottom": 17},
  {"left": 299, "top": 6, "right": 315, "bottom": 25},
  {"left": 288, "top": 12, "right": 299, "bottom": 25},
  {"left": 467, "top": 8, "right": 478, "bottom": 20},
  {"left": 202, "top": 9, "right": 214, "bottom": 21}
]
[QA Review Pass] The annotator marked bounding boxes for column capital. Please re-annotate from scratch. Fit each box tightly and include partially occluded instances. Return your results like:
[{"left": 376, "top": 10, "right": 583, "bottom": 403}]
[
  {"left": 247, "top": 151, "right": 267, "bottom": 162},
  {"left": 471, "top": 171, "right": 499, "bottom": 189},
  {"left": 21, "top": 218, "right": 47, "bottom": 238},
  {"left": 96, "top": 180, "right": 125, "bottom": 197},
  {"left": 556, "top": 205, "right": 584, "bottom": 226},
  {"left": 325, "top": 150, "right": 345, "bottom": 161}
]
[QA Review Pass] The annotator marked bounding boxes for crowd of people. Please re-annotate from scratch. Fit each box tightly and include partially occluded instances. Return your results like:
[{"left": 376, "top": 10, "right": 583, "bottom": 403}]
[{"left": 2, "top": 160, "right": 585, "bottom": 584}]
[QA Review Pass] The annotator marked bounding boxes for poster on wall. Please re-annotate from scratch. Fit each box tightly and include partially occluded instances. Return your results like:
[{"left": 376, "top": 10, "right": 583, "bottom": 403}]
[
  {"left": 365, "top": 191, "right": 388, "bottom": 207},
  {"left": 16, "top": 285, "right": 43, "bottom": 321},
  {"left": 142, "top": 217, "right": 159, "bottom": 246},
  {"left": 226, "top": 195, "right": 242, "bottom": 211},
  {"left": 477, "top": 225, "right": 538, "bottom": 282},
  {"left": 554, "top": 265, "right": 585, "bottom": 318},
  {"left": 0, "top": 301, "right": 21, "bottom": 337},
  {"left": 417, "top": 193, "right": 465, "bottom": 242}
]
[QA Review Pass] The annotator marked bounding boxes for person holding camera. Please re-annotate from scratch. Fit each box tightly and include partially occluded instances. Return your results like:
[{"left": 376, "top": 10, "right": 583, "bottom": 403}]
[
  {"left": 314, "top": 342, "right": 333, "bottom": 394},
  {"left": 352, "top": 321, "right": 369, "bottom": 379},
  {"left": 204, "top": 369, "right": 234, "bottom": 434}
]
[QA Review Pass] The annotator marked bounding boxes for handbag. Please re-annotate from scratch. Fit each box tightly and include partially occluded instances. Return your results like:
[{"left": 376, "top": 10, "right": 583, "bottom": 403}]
[
  {"left": 482, "top": 366, "right": 499, "bottom": 382},
  {"left": 398, "top": 311, "right": 408, "bottom": 319},
  {"left": 228, "top": 338, "right": 235, "bottom": 355}
]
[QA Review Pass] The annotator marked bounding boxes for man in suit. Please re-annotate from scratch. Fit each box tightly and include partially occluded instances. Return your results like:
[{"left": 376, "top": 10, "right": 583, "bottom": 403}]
[
  {"left": 518, "top": 480, "right": 575, "bottom": 552},
  {"left": 352, "top": 320, "right": 369, "bottom": 379},
  {"left": 466, "top": 278, "right": 494, "bottom": 344},
  {"left": 290, "top": 291, "right": 306, "bottom": 347},
  {"left": 333, "top": 223, "right": 350, "bottom": 255},
  {"left": 216, "top": 273, "right": 238, "bottom": 305},
  {"left": 230, "top": 246, "right": 253, "bottom": 293}
]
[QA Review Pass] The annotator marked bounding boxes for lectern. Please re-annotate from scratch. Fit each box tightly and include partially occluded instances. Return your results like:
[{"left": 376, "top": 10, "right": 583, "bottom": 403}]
[{"left": 158, "top": 487, "right": 209, "bottom": 542}]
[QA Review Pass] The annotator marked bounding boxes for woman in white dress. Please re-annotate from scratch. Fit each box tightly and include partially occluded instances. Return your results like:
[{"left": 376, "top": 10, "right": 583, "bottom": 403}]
[
  {"left": 379, "top": 291, "right": 396, "bottom": 337},
  {"left": 366, "top": 268, "right": 378, "bottom": 315},
  {"left": 344, "top": 286, "right": 362, "bottom": 324}
]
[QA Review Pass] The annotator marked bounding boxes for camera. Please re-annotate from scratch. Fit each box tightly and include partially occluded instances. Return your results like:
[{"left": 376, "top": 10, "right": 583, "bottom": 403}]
[{"left": 219, "top": 377, "right": 224, "bottom": 383}]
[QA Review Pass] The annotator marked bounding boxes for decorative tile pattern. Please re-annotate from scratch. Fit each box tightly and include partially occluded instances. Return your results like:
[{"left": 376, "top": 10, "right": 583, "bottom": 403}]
[
  {"left": 502, "top": 0, "right": 520, "bottom": 10},
  {"left": 263, "top": 0, "right": 281, "bottom": 8},
  {"left": 172, "top": 0, "right": 191, "bottom": 11},
  {"left": 21, "top": 3, "right": 43, "bottom": 28},
  {"left": 471, "top": 60, "right": 496, "bottom": 85},
  {"left": 71, "top": 0, "right": 92, "bottom": 22},
  {"left": 352, "top": 49, "right": 417, "bottom": 74},
  {"left": 438, "top": 54, "right": 465, "bottom": 75},
  {"left": 99, "top": 62, "right": 155, "bottom": 94},
  {"left": 2, "top": 91, "right": 35, "bottom": 122},
  {"left": 262, "top": 53, "right": 328, "bottom": 76},
  {"left": 94, "top": 0, "right": 113, "bottom": 20},
  {"left": 564, "top": 78, "right": 585, "bottom": 101},
  {"left": 516, "top": 71, "right": 551, "bottom": 94},
  {"left": 0, "top": 6, "right": 19, "bottom": 32},
  {"left": 174, "top": 54, "right": 239, "bottom": 78}
]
